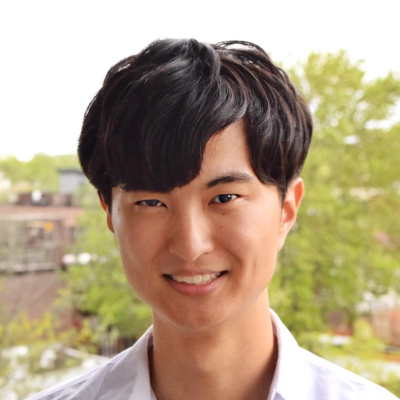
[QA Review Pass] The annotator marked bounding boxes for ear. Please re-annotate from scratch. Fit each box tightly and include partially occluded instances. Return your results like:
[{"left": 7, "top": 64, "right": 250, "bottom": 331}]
[
  {"left": 277, "top": 177, "right": 304, "bottom": 251},
  {"left": 99, "top": 193, "right": 114, "bottom": 234}
]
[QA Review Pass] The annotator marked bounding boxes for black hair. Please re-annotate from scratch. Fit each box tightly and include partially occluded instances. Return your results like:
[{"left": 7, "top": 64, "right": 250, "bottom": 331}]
[{"left": 78, "top": 38, "right": 313, "bottom": 209}]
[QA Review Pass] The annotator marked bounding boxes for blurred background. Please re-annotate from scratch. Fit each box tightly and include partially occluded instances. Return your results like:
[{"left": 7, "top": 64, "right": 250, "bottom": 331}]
[{"left": 1, "top": 0, "right": 399, "bottom": 398}]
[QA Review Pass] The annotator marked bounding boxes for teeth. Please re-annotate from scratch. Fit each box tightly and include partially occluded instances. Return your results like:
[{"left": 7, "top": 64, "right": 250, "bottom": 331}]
[
  {"left": 192, "top": 275, "right": 202, "bottom": 284},
  {"left": 171, "top": 272, "right": 222, "bottom": 285}
]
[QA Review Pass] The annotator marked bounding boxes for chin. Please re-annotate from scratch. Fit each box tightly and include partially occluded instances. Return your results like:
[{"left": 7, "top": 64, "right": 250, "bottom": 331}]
[{"left": 154, "top": 303, "right": 232, "bottom": 332}]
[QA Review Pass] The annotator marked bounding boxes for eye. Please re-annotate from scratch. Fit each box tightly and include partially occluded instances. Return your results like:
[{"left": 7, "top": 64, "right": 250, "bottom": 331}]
[
  {"left": 211, "top": 194, "right": 238, "bottom": 204},
  {"left": 136, "top": 199, "right": 164, "bottom": 207}
]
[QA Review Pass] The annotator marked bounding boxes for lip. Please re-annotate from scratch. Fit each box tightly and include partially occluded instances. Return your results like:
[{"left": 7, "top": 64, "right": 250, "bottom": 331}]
[{"left": 165, "top": 272, "right": 227, "bottom": 296}]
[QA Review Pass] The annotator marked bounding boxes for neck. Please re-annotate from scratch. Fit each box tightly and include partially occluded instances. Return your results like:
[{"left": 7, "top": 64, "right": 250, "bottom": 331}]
[{"left": 150, "top": 290, "right": 278, "bottom": 400}]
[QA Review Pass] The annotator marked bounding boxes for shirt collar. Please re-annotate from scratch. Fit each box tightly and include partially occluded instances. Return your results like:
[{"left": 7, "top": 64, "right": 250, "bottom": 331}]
[
  {"left": 106, "top": 325, "right": 156, "bottom": 400},
  {"left": 269, "top": 309, "right": 306, "bottom": 400}
]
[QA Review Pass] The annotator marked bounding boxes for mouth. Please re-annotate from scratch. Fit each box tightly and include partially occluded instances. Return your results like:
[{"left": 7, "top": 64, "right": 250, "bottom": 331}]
[{"left": 163, "top": 271, "right": 228, "bottom": 285}]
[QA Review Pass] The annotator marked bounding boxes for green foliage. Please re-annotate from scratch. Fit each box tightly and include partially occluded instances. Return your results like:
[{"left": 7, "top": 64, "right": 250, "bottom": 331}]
[
  {"left": 352, "top": 319, "right": 385, "bottom": 354},
  {"left": 0, "top": 311, "right": 58, "bottom": 348},
  {"left": 0, "top": 305, "right": 96, "bottom": 399},
  {"left": 296, "top": 321, "right": 386, "bottom": 362},
  {"left": 380, "top": 375, "right": 400, "bottom": 398},
  {"left": 270, "top": 51, "right": 400, "bottom": 335},
  {"left": 0, "top": 153, "right": 80, "bottom": 193}
]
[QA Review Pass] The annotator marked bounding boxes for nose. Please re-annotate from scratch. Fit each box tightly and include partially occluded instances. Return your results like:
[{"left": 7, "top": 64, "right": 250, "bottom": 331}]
[{"left": 167, "top": 209, "right": 214, "bottom": 262}]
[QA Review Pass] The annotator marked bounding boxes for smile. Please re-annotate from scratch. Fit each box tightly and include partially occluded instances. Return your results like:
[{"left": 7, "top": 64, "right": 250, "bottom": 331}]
[{"left": 164, "top": 271, "right": 227, "bottom": 285}]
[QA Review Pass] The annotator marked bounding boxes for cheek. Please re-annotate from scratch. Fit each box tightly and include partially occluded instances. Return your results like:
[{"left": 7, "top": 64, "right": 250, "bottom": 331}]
[
  {"left": 113, "top": 209, "right": 161, "bottom": 259},
  {"left": 222, "top": 215, "right": 275, "bottom": 253},
  {"left": 116, "top": 234, "right": 161, "bottom": 307},
  {"left": 112, "top": 216, "right": 161, "bottom": 291},
  {"left": 225, "top": 207, "right": 280, "bottom": 250},
  {"left": 225, "top": 209, "right": 280, "bottom": 282}
]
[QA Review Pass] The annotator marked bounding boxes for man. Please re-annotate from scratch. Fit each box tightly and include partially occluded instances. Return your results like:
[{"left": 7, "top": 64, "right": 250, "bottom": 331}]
[{"left": 28, "top": 39, "right": 397, "bottom": 399}]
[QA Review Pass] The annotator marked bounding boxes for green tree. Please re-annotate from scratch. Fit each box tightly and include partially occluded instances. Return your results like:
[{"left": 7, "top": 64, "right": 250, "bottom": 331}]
[
  {"left": 0, "top": 291, "right": 93, "bottom": 399},
  {"left": 270, "top": 51, "right": 400, "bottom": 334},
  {"left": 0, "top": 153, "right": 80, "bottom": 193}
]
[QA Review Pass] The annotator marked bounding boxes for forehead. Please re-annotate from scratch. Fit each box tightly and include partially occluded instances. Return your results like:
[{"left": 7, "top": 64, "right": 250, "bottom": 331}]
[{"left": 200, "top": 120, "right": 253, "bottom": 176}]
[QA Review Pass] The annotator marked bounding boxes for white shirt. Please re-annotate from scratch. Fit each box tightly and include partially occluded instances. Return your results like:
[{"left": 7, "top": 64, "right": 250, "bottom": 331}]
[{"left": 27, "top": 310, "right": 398, "bottom": 400}]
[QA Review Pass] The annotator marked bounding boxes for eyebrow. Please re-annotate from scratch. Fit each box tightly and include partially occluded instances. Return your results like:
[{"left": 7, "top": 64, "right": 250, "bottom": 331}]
[
  {"left": 120, "top": 172, "right": 255, "bottom": 195},
  {"left": 204, "top": 172, "right": 255, "bottom": 190}
]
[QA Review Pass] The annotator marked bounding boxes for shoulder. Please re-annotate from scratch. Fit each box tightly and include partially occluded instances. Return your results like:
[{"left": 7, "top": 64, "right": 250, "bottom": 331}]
[
  {"left": 25, "top": 326, "right": 154, "bottom": 400},
  {"left": 270, "top": 310, "right": 398, "bottom": 399},
  {"left": 24, "top": 350, "right": 126, "bottom": 400},
  {"left": 298, "top": 347, "right": 398, "bottom": 399}
]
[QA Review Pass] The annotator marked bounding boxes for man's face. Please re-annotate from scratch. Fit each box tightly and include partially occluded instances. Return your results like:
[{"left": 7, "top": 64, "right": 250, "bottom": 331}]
[{"left": 103, "top": 120, "right": 303, "bottom": 330}]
